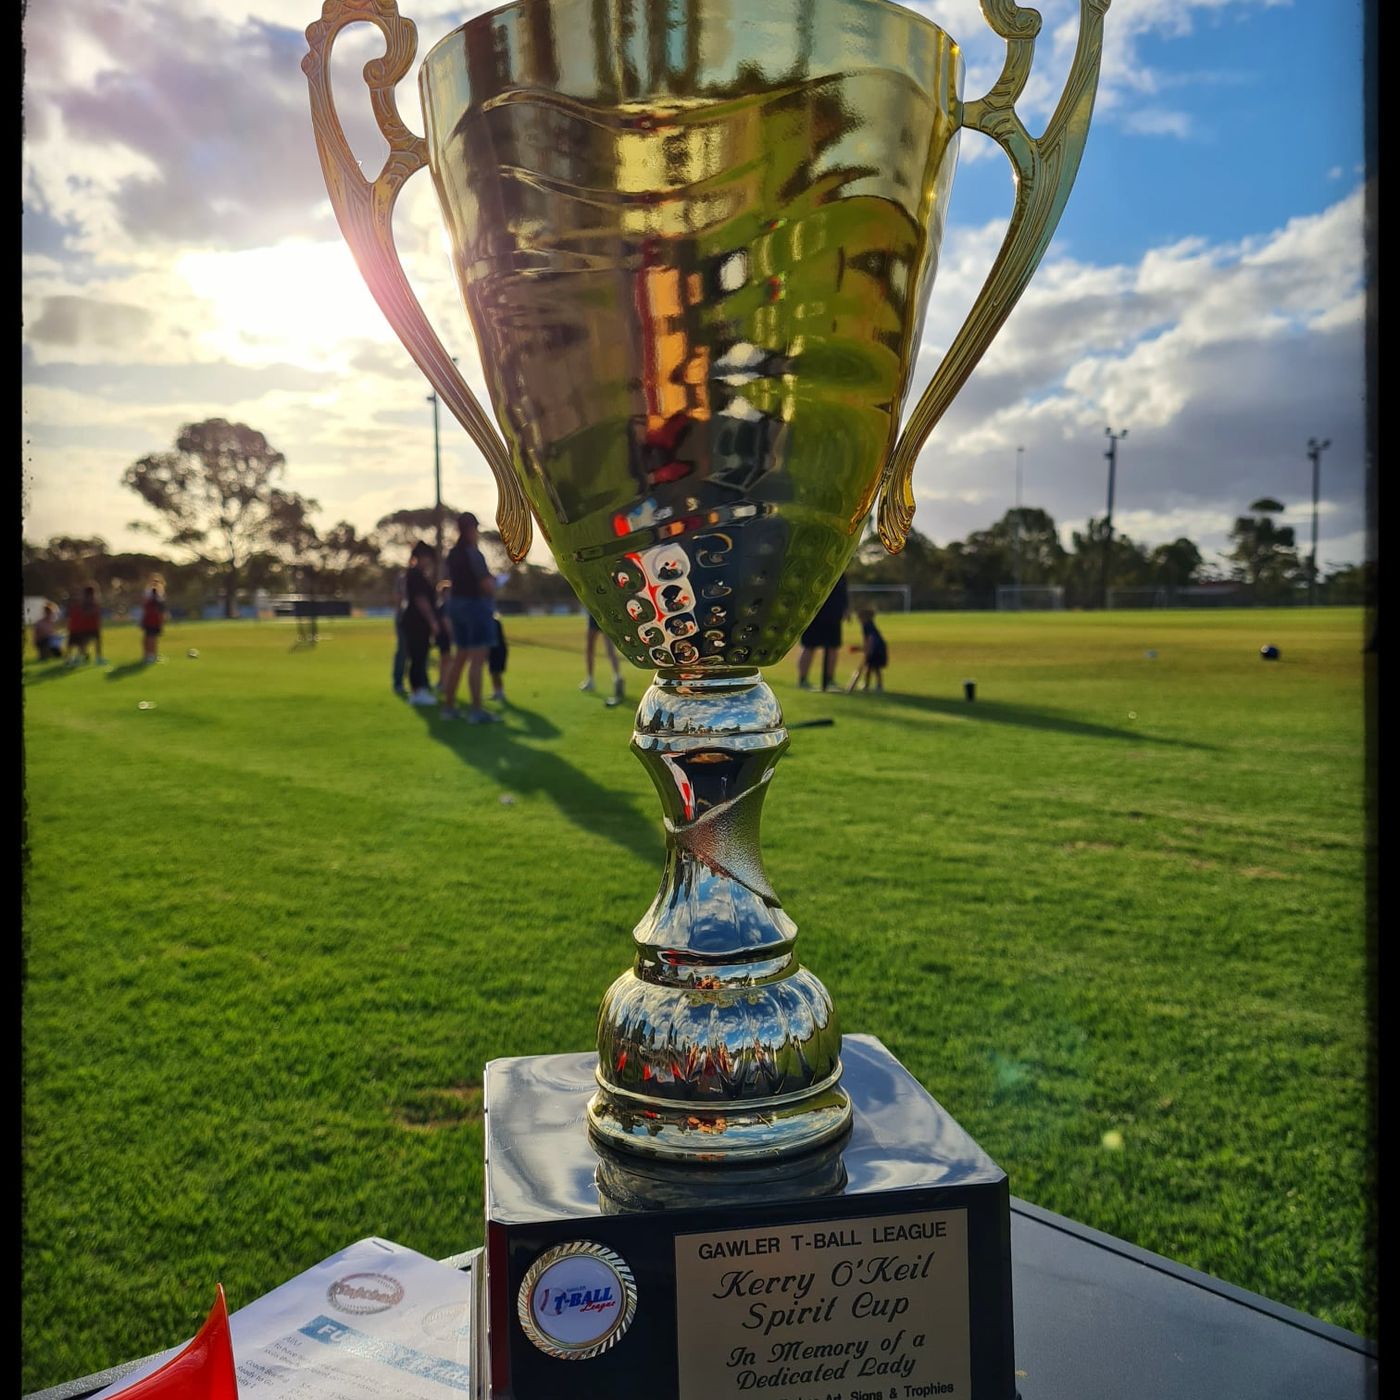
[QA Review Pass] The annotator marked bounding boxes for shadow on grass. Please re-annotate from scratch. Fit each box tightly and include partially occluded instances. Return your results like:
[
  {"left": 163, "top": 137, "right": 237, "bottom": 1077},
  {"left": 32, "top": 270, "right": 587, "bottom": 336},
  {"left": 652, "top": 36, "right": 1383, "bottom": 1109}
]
[
  {"left": 509, "top": 632, "right": 596, "bottom": 660},
  {"left": 21, "top": 661, "right": 80, "bottom": 686},
  {"left": 411, "top": 700, "right": 661, "bottom": 867},
  {"left": 102, "top": 660, "right": 151, "bottom": 683},
  {"left": 845, "top": 690, "right": 1217, "bottom": 750}
]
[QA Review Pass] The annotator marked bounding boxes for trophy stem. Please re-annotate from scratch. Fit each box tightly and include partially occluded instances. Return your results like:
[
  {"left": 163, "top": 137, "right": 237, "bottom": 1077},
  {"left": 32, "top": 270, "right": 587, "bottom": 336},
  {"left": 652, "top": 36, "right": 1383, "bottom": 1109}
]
[{"left": 587, "top": 669, "right": 851, "bottom": 1163}]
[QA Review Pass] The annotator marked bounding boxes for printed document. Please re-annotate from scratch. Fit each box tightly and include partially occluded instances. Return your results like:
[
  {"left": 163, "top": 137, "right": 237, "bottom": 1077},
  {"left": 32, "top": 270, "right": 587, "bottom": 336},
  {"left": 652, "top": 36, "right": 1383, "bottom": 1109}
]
[{"left": 94, "top": 1237, "right": 475, "bottom": 1397}]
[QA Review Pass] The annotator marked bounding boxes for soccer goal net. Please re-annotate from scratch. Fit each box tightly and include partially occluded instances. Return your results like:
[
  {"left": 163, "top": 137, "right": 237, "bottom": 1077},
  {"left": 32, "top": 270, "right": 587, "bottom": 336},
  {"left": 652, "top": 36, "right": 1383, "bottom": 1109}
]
[
  {"left": 995, "top": 585, "right": 1064, "bottom": 611},
  {"left": 848, "top": 584, "right": 912, "bottom": 613},
  {"left": 1106, "top": 587, "right": 1171, "bottom": 610}
]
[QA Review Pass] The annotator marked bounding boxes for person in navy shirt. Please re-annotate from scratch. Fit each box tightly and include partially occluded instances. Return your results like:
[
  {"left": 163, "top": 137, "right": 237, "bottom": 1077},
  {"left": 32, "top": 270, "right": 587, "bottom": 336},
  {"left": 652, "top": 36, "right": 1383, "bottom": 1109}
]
[
  {"left": 847, "top": 607, "right": 889, "bottom": 692},
  {"left": 403, "top": 542, "right": 446, "bottom": 706},
  {"left": 441, "top": 513, "right": 500, "bottom": 723}
]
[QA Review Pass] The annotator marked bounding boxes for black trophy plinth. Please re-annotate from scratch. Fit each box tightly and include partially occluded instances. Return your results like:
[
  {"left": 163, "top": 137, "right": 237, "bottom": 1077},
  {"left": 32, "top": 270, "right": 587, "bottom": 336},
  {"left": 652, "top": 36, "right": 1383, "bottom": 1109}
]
[{"left": 477, "top": 1034, "right": 1015, "bottom": 1400}]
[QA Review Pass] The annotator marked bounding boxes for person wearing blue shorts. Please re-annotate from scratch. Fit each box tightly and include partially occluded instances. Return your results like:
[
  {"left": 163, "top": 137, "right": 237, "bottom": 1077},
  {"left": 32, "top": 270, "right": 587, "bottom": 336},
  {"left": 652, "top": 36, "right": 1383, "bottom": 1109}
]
[{"left": 441, "top": 512, "right": 500, "bottom": 722}]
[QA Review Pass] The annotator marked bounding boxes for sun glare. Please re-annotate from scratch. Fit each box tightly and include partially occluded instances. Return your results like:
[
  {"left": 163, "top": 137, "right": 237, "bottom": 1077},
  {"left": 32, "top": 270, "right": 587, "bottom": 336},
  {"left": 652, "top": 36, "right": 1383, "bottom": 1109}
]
[{"left": 176, "top": 240, "right": 393, "bottom": 367}]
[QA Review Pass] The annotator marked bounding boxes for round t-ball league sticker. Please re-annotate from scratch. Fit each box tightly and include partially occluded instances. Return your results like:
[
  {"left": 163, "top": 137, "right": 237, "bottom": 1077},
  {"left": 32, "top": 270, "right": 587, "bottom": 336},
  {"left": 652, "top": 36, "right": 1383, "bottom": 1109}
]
[{"left": 517, "top": 1241, "right": 636, "bottom": 1360}]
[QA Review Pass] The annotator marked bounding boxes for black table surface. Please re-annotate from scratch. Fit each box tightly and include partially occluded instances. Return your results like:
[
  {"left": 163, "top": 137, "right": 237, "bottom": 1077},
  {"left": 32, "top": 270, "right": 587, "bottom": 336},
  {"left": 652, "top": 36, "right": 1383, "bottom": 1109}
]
[
  {"left": 26, "top": 1196, "right": 1374, "bottom": 1400},
  {"left": 1006, "top": 1196, "right": 1373, "bottom": 1399}
]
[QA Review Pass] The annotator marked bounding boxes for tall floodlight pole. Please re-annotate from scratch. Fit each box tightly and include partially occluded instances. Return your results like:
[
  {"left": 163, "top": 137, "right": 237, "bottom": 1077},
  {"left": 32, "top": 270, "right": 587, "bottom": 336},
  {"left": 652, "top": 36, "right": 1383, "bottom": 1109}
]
[
  {"left": 427, "top": 357, "right": 458, "bottom": 581},
  {"left": 1307, "top": 436, "right": 1330, "bottom": 606},
  {"left": 428, "top": 389, "right": 443, "bottom": 575},
  {"left": 1101, "top": 426, "right": 1128, "bottom": 609}
]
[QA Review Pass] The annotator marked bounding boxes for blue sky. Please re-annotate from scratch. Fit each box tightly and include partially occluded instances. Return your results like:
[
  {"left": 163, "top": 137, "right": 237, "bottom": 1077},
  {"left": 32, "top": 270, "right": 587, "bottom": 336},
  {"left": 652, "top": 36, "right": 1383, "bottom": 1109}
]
[
  {"left": 960, "top": 2, "right": 1368, "bottom": 266},
  {"left": 21, "top": 0, "right": 1371, "bottom": 574}
]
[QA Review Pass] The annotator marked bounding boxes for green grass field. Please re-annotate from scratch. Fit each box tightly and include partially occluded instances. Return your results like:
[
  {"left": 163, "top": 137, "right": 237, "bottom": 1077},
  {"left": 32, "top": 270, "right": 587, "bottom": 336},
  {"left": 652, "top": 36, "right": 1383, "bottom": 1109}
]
[{"left": 21, "top": 609, "right": 1372, "bottom": 1389}]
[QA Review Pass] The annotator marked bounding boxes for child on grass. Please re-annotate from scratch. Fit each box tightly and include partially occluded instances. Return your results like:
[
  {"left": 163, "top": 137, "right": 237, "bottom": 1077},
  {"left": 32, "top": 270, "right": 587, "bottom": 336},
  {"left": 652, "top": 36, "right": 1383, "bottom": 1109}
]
[
  {"left": 847, "top": 607, "right": 889, "bottom": 692},
  {"left": 33, "top": 604, "right": 64, "bottom": 661},
  {"left": 488, "top": 613, "right": 508, "bottom": 703}
]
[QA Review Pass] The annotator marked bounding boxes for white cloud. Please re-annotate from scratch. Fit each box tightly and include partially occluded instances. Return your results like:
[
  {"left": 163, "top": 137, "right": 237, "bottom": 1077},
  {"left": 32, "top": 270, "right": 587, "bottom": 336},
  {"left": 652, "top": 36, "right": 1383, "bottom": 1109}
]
[
  {"left": 1121, "top": 109, "right": 1195, "bottom": 139},
  {"left": 899, "top": 188, "right": 1367, "bottom": 567}
]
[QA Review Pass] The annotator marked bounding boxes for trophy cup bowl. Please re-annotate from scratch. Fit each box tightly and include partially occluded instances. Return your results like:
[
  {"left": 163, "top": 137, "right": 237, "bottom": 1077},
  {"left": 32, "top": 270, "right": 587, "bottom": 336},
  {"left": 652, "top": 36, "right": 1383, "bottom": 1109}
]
[
  {"left": 305, "top": 2, "right": 1108, "bottom": 1391},
  {"left": 306, "top": 0, "right": 1107, "bottom": 1167}
]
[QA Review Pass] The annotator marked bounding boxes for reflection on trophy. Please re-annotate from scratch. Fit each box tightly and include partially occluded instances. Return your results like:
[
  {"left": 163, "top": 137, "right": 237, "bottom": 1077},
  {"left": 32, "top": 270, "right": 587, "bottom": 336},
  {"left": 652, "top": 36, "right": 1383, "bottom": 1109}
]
[{"left": 306, "top": 0, "right": 1108, "bottom": 1393}]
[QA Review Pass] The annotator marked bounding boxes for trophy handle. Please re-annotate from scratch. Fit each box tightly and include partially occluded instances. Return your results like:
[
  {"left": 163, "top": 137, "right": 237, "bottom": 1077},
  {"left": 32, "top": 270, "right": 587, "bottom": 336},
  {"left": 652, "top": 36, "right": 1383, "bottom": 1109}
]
[
  {"left": 877, "top": 0, "right": 1111, "bottom": 553},
  {"left": 302, "top": 0, "right": 533, "bottom": 562}
]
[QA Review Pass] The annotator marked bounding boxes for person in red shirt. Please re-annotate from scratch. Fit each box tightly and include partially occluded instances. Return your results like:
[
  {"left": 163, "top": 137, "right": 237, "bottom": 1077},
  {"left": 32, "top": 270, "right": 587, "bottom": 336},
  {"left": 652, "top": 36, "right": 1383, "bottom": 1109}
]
[
  {"left": 141, "top": 579, "right": 167, "bottom": 664},
  {"left": 65, "top": 585, "right": 106, "bottom": 667}
]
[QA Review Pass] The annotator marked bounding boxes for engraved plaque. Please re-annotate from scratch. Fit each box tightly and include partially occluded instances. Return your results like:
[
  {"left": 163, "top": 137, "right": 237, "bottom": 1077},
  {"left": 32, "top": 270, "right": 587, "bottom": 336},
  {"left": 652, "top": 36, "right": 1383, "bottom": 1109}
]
[{"left": 675, "top": 1209, "right": 972, "bottom": 1399}]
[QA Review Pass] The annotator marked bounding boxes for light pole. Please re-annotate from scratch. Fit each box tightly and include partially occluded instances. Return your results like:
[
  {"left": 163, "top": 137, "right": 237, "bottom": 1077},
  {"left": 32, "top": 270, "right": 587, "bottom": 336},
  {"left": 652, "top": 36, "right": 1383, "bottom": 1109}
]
[
  {"left": 426, "top": 357, "right": 458, "bottom": 580},
  {"left": 1307, "top": 436, "right": 1330, "bottom": 606},
  {"left": 428, "top": 388, "right": 443, "bottom": 575},
  {"left": 1101, "top": 426, "right": 1128, "bottom": 609}
]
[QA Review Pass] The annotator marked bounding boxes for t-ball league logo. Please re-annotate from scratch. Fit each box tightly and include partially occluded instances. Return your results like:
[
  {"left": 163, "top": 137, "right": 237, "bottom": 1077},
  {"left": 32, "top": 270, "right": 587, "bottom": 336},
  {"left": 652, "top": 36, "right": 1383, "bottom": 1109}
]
[{"left": 536, "top": 1281, "right": 618, "bottom": 1319}]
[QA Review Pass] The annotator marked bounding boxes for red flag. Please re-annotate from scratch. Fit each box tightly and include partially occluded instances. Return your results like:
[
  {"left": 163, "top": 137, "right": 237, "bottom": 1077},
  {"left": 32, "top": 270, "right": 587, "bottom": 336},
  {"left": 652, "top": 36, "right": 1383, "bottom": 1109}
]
[{"left": 118, "top": 1284, "right": 238, "bottom": 1398}]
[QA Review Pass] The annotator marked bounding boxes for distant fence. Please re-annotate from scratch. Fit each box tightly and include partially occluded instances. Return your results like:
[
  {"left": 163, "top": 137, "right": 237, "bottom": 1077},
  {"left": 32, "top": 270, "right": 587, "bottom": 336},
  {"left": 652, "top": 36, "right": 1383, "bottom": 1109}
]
[
  {"left": 1103, "top": 586, "right": 1337, "bottom": 609},
  {"left": 996, "top": 585, "right": 1065, "bottom": 611}
]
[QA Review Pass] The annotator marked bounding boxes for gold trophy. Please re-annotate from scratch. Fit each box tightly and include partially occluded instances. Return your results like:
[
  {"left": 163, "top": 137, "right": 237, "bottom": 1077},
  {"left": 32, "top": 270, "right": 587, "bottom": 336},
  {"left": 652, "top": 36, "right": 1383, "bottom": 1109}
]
[{"left": 305, "top": 3, "right": 1108, "bottom": 1393}]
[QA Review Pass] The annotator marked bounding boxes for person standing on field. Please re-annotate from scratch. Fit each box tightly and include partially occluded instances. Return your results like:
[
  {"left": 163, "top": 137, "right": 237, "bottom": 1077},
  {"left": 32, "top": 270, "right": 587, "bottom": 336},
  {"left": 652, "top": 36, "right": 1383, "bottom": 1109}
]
[
  {"left": 581, "top": 614, "right": 624, "bottom": 701},
  {"left": 796, "top": 574, "right": 847, "bottom": 692},
  {"left": 140, "top": 579, "right": 167, "bottom": 664},
  {"left": 403, "top": 541, "right": 445, "bottom": 706},
  {"left": 65, "top": 585, "right": 107, "bottom": 667},
  {"left": 441, "top": 513, "right": 500, "bottom": 723}
]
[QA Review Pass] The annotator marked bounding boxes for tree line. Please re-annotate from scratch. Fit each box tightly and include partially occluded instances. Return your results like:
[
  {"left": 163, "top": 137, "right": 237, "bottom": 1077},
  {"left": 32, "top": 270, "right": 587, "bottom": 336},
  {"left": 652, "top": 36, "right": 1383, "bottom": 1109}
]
[
  {"left": 21, "top": 418, "right": 1370, "bottom": 617},
  {"left": 22, "top": 419, "right": 576, "bottom": 618},
  {"left": 847, "top": 498, "right": 1369, "bottom": 609}
]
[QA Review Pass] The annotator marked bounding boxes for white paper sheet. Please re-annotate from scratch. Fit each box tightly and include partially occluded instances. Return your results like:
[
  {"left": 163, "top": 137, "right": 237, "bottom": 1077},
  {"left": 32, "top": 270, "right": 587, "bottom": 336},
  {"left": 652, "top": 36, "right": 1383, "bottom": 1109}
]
[{"left": 93, "top": 1237, "right": 475, "bottom": 1397}]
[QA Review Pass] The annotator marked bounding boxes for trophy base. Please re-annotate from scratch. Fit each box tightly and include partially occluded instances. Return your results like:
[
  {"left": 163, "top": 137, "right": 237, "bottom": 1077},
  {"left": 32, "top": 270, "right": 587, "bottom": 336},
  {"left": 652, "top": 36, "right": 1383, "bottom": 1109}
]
[{"left": 477, "top": 1035, "right": 1015, "bottom": 1399}]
